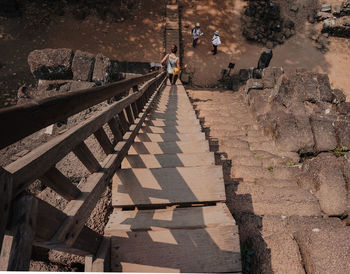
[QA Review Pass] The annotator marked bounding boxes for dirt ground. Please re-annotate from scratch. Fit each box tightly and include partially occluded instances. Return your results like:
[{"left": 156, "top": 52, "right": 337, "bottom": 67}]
[
  {"left": 181, "top": 0, "right": 350, "bottom": 99},
  {"left": 0, "top": 0, "right": 166, "bottom": 107}
]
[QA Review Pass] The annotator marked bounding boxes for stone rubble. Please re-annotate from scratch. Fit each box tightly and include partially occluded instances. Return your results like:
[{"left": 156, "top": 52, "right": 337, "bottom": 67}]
[{"left": 241, "top": 0, "right": 295, "bottom": 47}]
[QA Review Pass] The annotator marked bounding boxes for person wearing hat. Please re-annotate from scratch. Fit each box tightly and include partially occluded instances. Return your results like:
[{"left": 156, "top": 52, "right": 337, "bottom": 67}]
[
  {"left": 161, "top": 44, "right": 187, "bottom": 85},
  {"left": 212, "top": 30, "right": 221, "bottom": 55},
  {"left": 192, "top": 22, "right": 204, "bottom": 48}
]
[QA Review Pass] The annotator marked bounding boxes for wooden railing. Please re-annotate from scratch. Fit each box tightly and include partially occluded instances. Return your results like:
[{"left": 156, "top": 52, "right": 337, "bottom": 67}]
[{"left": 0, "top": 71, "right": 167, "bottom": 271}]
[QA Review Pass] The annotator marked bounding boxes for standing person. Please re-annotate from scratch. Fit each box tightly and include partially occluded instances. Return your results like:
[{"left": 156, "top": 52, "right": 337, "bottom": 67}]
[
  {"left": 211, "top": 30, "right": 221, "bottom": 55},
  {"left": 161, "top": 44, "right": 187, "bottom": 85},
  {"left": 192, "top": 22, "right": 203, "bottom": 48}
]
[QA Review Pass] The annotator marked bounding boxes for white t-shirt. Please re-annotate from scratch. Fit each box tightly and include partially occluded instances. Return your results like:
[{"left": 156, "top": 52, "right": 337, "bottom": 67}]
[
  {"left": 192, "top": 28, "right": 203, "bottom": 39},
  {"left": 212, "top": 35, "right": 221, "bottom": 46}
]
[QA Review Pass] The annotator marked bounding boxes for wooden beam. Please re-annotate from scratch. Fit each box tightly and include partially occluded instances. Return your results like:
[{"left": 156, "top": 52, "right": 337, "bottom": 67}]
[
  {"left": 40, "top": 167, "right": 81, "bottom": 201},
  {"left": 125, "top": 105, "right": 134, "bottom": 125},
  {"left": 117, "top": 111, "right": 129, "bottom": 133},
  {"left": 33, "top": 198, "right": 102, "bottom": 256},
  {"left": 0, "top": 71, "right": 160, "bottom": 149},
  {"left": 91, "top": 237, "right": 111, "bottom": 272},
  {"left": 7, "top": 195, "right": 38, "bottom": 271},
  {"left": 0, "top": 168, "right": 12, "bottom": 254},
  {"left": 108, "top": 118, "right": 123, "bottom": 142},
  {"left": 93, "top": 128, "right": 114, "bottom": 155},
  {"left": 0, "top": 235, "right": 13, "bottom": 271},
  {"left": 131, "top": 102, "right": 139, "bottom": 118},
  {"left": 73, "top": 142, "right": 102, "bottom": 173},
  {"left": 51, "top": 75, "right": 167, "bottom": 248}
]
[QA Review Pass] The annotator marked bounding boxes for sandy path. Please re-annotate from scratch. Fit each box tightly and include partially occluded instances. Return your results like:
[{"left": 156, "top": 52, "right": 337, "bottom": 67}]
[{"left": 181, "top": 0, "right": 350, "bottom": 99}]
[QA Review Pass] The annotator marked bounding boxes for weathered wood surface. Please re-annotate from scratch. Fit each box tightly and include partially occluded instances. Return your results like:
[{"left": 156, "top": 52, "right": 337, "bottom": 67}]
[
  {"left": 33, "top": 198, "right": 102, "bottom": 256},
  {"left": 121, "top": 152, "right": 215, "bottom": 168},
  {"left": 105, "top": 203, "right": 235, "bottom": 234},
  {"left": 128, "top": 140, "right": 209, "bottom": 155},
  {"left": 91, "top": 237, "right": 111, "bottom": 272},
  {"left": 52, "top": 76, "right": 167, "bottom": 247},
  {"left": 112, "top": 166, "right": 226, "bottom": 207},
  {"left": 73, "top": 142, "right": 102, "bottom": 173},
  {"left": 134, "top": 132, "right": 205, "bottom": 142},
  {"left": 0, "top": 71, "right": 160, "bottom": 149},
  {"left": 5, "top": 73, "right": 166, "bottom": 198},
  {"left": 0, "top": 235, "right": 13, "bottom": 271},
  {"left": 110, "top": 225, "right": 241, "bottom": 273},
  {"left": 40, "top": 167, "right": 81, "bottom": 201},
  {"left": 0, "top": 168, "right": 12, "bottom": 252},
  {"left": 7, "top": 195, "right": 38, "bottom": 271},
  {"left": 108, "top": 118, "right": 123, "bottom": 142},
  {"left": 93, "top": 128, "right": 114, "bottom": 155}
]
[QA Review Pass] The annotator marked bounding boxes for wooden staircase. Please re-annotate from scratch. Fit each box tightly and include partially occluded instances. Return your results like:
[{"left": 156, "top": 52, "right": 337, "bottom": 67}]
[{"left": 105, "top": 82, "right": 242, "bottom": 273}]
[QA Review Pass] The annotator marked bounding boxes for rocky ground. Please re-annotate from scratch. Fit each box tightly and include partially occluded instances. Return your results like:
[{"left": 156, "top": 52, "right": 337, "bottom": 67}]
[
  {"left": 181, "top": 0, "right": 350, "bottom": 99},
  {"left": 188, "top": 67, "right": 350, "bottom": 273},
  {"left": 0, "top": 0, "right": 165, "bottom": 107}
]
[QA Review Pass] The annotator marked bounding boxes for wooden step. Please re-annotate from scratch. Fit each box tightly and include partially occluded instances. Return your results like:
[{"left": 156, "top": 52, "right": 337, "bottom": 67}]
[
  {"left": 140, "top": 125, "right": 201, "bottom": 134},
  {"left": 143, "top": 119, "right": 200, "bottom": 127},
  {"left": 105, "top": 203, "right": 234, "bottom": 233},
  {"left": 110, "top": 225, "right": 241, "bottom": 273},
  {"left": 134, "top": 132, "right": 205, "bottom": 142},
  {"left": 122, "top": 152, "right": 215, "bottom": 168},
  {"left": 112, "top": 166, "right": 225, "bottom": 207},
  {"left": 128, "top": 140, "right": 209, "bottom": 154},
  {"left": 149, "top": 113, "right": 198, "bottom": 120}
]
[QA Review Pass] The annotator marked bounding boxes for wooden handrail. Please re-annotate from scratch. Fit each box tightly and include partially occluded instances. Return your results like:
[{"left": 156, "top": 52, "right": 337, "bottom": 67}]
[
  {"left": 0, "top": 70, "right": 160, "bottom": 149},
  {"left": 0, "top": 71, "right": 167, "bottom": 270}
]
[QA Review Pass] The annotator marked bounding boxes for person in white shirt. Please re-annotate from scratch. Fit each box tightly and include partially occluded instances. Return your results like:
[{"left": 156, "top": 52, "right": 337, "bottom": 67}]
[
  {"left": 211, "top": 30, "right": 221, "bottom": 55},
  {"left": 192, "top": 22, "right": 204, "bottom": 48}
]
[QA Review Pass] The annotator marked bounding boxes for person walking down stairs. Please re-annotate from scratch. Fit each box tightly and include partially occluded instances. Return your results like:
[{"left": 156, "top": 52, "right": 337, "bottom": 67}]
[
  {"left": 161, "top": 44, "right": 187, "bottom": 85},
  {"left": 212, "top": 30, "right": 221, "bottom": 55}
]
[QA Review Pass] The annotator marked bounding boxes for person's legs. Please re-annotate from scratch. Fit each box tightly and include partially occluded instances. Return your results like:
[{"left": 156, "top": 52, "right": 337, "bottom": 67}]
[
  {"left": 168, "top": 73, "right": 173, "bottom": 84},
  {"left": 193, "top": 38, "right": 198, "bottom": 48},
  {"left": 213, "top": 45, "right": 217, "bottom": 55},
  {"left": 172, "top": 74, "right": 178, "bottom": 85}
]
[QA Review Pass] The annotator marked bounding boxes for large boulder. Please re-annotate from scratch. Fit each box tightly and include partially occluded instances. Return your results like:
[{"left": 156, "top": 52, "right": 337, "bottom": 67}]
[
  {"left": 71, "top": 50, "right": 95, "bottom": 81},
  {"left": 310, "top": 115, "right": 337, "bottom": 151},
  {"left": 299, "top": 153, "right": 348, "bottom": 216},
  {"left": 322, "top": 17, "right": 350, "bottom": 38},
  {"left": 295, "top": 227, "right": 350, "bottom": 273},
  {"left": 92, "top": 53, "right": 112, "bottom": 84},
  {"left": 274, "top": 112, "right": 314, "bottom": 153},
  {"left": 28, "top": 48, "right": 74, "bottom": 80},
  {"left": 334, "top": 119, "right": 350, "bottom": 147}
]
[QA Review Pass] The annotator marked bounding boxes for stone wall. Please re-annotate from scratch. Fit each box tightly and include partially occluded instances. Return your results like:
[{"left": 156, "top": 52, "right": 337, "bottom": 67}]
[{"left": 243, "top": 67, "right": 350, "bottom": 218}]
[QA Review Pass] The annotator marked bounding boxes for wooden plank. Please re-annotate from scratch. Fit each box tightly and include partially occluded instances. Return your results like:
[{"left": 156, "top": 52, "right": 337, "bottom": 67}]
[
  {"left": 85, "top": 255, "right": 93, "bottom": 272},
  {"left": 134, "top": 132, "right": 205, "bottom": 142},
  {"left": 94, "top": 128, "right": 114, "bottom": 155},
  {"left": 105, "top": 203, "right": 235, "bottom": 234},
  {"left": 0, "top": 71, "right": 161, "bottom": 149},
  {"left": 33, "top": 198, "right": 102, "bottom": 256},
  {"left": 131, "top": 102, "right": 139, "bottom": 119},
  {"left": 112, "top": 166, "right": 226, "bottom": 207},
  {"left": 110, "top": 225, "right": 242, "bottom": 273},
  {"left": 40, "top": 167, "right": 81, "bottom": 201},
  {"left": 91, "top": 237, "right": 111, "bottom": 272},
  {"left": 51, "top": 75, "right": 167, "bottom": 247},
  {"left": 121, "top": 152, "right": 215, "bottom": 168},
  {"left": 73, "top": 142, "right": 102, "bottom": 173},
  {"left": 5, "top": 74, "right": 166, "bottom": 198},
  {"left": 0, "top": 168, "right": 12, "bottom": 252},
  {"left": 118, "top": 111, "right": 130, "bottom": 133},
  {"left": 140, "top": 125, "right": 201, "bottom": 134},
  {"left": 108, "top": 117, "right": 123, "bottom": 142},
  {"left": 0, "top": 235, "right": 13, "bottom": 271},
  {"left": 128, "top": 140, "right": 209, "bottom": 155},
  {"left": 7, "top": 195, "right": 38, "bottom": 271},
  {"left": 125, "top": 105, "right": 134, "bottom": 125}
]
